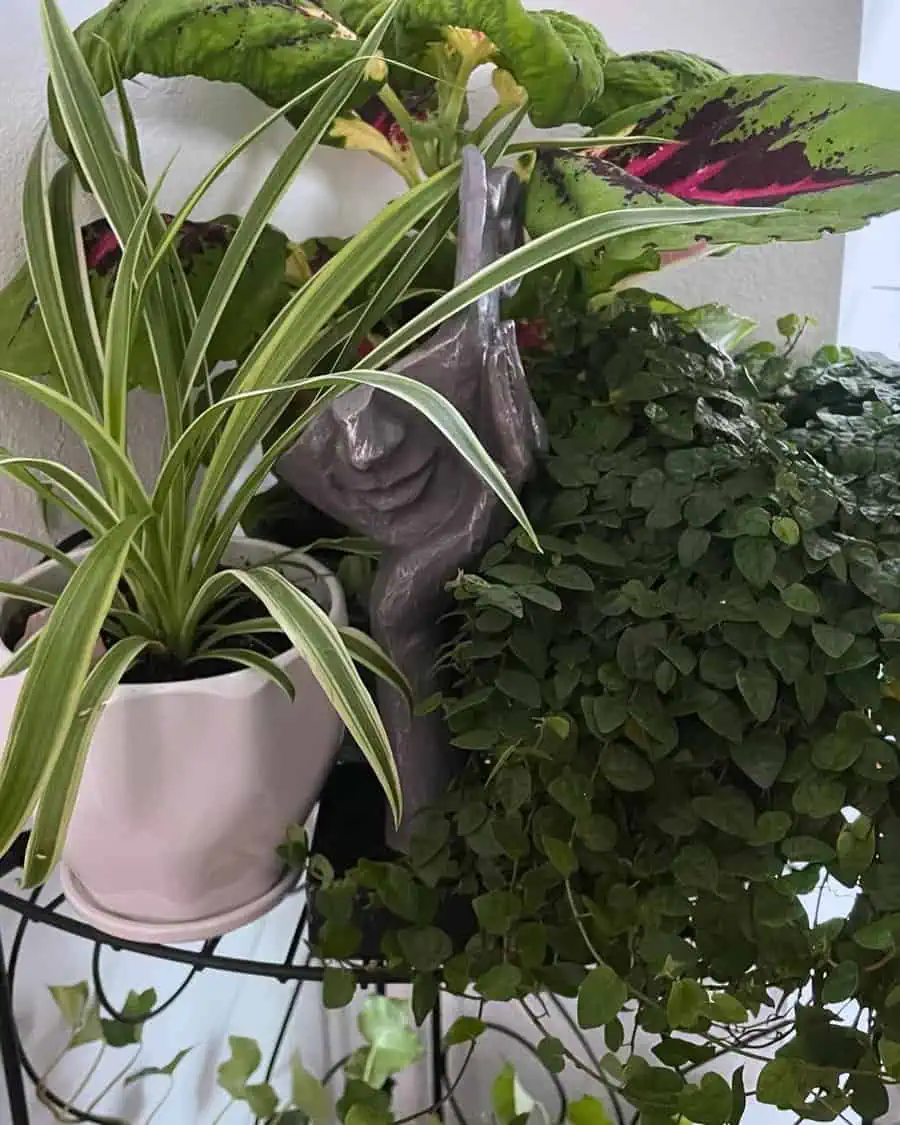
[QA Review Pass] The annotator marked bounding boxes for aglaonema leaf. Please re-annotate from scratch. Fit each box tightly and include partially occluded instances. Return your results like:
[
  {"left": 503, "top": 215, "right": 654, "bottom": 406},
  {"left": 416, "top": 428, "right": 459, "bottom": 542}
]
[
  {"left": 69, "top": 0, "right": 367, "bottom": 133},
  {"left": 526, "top": 75, "right": 900, "bottom": 294}
]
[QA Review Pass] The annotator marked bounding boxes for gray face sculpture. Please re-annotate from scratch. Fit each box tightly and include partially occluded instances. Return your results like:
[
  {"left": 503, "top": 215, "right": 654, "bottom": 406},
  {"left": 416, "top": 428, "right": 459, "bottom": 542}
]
[{"left": 278, "top": 146, "right": 546, "bottom": 848}]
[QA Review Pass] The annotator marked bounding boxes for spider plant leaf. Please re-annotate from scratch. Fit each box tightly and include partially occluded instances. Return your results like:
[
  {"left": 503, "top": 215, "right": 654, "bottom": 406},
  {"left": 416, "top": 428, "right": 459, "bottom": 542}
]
[
  {"left": 339, "top": 626, "right": 414, "bottom": 709},
  {"left": 189, "top": 648, "right": 296, "bottom": 703}
]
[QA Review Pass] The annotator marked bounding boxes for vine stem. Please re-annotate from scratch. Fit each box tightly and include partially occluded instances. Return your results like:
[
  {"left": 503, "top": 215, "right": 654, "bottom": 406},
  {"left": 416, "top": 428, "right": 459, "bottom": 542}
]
[{"left": 85, "top": 1047, "right": 141, "bottom": 1114}]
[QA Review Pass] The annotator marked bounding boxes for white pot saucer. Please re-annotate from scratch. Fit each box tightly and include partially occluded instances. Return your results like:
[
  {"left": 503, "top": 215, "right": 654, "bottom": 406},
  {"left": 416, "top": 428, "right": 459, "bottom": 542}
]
[{"left": 59, "top": 864, "right": 299, "bottom": 945}]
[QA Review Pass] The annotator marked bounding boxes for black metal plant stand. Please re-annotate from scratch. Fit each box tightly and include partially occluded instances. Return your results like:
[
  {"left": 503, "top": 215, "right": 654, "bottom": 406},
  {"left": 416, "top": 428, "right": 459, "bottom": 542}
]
[{"left": 0, "top": 765, "right": 568, "bottom": 1125}]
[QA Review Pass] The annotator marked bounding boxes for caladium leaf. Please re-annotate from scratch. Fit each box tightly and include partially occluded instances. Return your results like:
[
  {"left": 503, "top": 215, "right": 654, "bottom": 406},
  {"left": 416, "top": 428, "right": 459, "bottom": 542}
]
[
  {"left": 71, "top": 0, "right": 369, "bottom": 128},
  {"left": 526, "top": 75, "right": 900, "bottom": 295},
  {"left": 0, "top": 216, "right": 291, "bottom": 391}
]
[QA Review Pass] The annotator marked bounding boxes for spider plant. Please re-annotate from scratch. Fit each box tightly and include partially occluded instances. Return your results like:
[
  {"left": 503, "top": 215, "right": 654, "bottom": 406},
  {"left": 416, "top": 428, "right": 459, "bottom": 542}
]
[{"left": 0, "top": 0, "right": 764, "bottom": 886}]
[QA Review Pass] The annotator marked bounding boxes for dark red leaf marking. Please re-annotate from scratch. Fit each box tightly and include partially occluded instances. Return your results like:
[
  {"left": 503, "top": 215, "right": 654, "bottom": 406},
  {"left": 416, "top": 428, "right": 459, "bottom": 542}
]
[{"left": 616, "top": 89, "right": 890, "bottom": 206}]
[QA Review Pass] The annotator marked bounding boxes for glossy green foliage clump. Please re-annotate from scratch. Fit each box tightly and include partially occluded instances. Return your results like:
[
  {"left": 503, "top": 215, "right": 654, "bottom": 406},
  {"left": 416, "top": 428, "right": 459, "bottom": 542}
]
[{"left": 299, "top": 303, "right": 900, "bottom": 1124}]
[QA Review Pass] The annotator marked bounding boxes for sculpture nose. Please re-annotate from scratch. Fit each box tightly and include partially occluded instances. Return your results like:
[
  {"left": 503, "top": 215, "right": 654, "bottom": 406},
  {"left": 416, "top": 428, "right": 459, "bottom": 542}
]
[{"left": 333, "top": 386, "right": 406, "bottom": 471}]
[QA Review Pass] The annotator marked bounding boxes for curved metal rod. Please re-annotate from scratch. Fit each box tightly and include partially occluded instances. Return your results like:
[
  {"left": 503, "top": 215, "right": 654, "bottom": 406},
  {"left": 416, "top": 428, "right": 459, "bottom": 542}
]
[
  {"left": 91, "top": 939, "right": 217, "bottom": 1023},
  {"left": 7, "top": 888, "right": 126, "bottom": 1125},
  {"left": 0, "top": 887, "right": 408, "bottom": 985}
]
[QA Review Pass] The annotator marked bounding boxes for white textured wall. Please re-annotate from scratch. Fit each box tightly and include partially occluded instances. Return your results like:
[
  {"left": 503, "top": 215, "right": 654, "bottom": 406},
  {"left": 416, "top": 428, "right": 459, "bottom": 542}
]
[
  {"left": 839, "top": 0, "right": 900, "bottom": 358},
  {"left": 0, "top": 2, "right": 867, "bottom": 1123}
]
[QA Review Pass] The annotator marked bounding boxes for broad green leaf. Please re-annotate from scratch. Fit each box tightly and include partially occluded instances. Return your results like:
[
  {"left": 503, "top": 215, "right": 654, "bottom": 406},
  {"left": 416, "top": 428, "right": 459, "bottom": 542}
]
[
  {"left": 586, "top": 49, "right": 725, "bottom": 124},
  {"left": 396, "top": 926, "right": 452, "bottom": 972},
  {"left": 597, "top": 744, "right": 654, "bottom": 792},
  {"left": 72, "top": 0, "right": 366, "bottom": 132},
  {"left": 357, "top": 997, "right": 423, "bottom": 1088},
  {"left": 577, "top": 964, "right": 628, "bottom": 1030},
  {"left": 735, "top": 660, "right": 778, "bottom": 722},
  {"left": 733, "top": 537, "right": 776, "bottom": 588},
  {"left": 49, "top": 981, "right": 89, "bottom": 1029},
  {"left": 323, "top": 966, "right": 357, "bottom": 1009},
  {"left": 730, "top": 730, "right": 785, "bottom": 789},
  {"left": 811, "top": 623, "right": 855, "bottom": 659},
  {"left": 535, "top": 1037, "right": 566, "bottom": 1075},
  {"left": 217, "top": 1036, "right": 262, "bottom": 1098},
  {"left": 667, "top": 979, "right": 707, "bottom": 1030},
  {"left": 443, "top": 1017, "right": 486, "bottom": 1048},
  {"left": 101, "top": 988, "right": 157, "bottom": 1047},
  {"left": 476, "top": 964, "right": 522, "bottom": 1001},
  {"left": 246, "top": 1084, "right": 280, "bottom": 1118},
  {"left": 821, "top": 960, "right": 859, "bottom": 1005},
  {"left": 492, "top": 1062, "right": 537, "bottom": 1125},
  {"left": 530, "top": 75, "right": 900, "bottom": 294},
  {"left": 231, "top": 567, "right": 401, "bottom": 824},
  {"left": 0, "top": 516, "right": 144, "bottom": 860},
  {"left": 781, "top": 583, "right": 821, "bottom": 616},
  {"left": 125, "top": 1048, "right": 192, "bottom": 1086},
  {"left": 678, "top": 1073, "right": 733, "bottom": 1125},
  {"left": 24, "top": 636, "right": 150, "bottom": 885},
  {"left": 291, "top": 1055, "right": 333, "bottom": 1124}
]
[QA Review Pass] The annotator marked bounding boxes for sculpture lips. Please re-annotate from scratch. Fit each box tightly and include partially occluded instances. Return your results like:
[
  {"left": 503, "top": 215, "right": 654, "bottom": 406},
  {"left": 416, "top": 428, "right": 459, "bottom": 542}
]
[{"left": 336, "top": 452, "right": 437, "bottom": 513}]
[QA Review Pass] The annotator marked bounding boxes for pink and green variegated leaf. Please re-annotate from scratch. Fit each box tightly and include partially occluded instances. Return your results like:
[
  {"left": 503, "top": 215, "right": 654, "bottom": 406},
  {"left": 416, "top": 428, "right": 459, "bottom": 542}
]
[
  {"left": 525, "top": 75, "right": 900, "bottom": 295},
  {"left": 0, "top": 216, "right": 291, "bottom": 391}
]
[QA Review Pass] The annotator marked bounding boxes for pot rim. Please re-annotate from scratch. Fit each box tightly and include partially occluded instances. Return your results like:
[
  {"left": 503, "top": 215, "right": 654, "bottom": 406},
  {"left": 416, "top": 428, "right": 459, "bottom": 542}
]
[{"left": 0, "top": 536, "right": 347, "bottom": 699}]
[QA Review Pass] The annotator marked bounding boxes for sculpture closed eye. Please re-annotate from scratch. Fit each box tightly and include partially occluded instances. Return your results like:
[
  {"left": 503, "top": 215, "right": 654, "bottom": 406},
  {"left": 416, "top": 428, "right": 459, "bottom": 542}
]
[{"left": 278, "top": 146, "right": 546, "bottom": 847}]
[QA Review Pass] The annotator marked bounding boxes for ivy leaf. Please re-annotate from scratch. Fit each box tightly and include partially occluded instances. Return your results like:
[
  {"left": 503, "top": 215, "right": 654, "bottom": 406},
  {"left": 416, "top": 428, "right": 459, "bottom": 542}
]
[
  {"left": 772, "top": 516, "right": 801, "bottom": 545},
  {"left": 126, "top": 1048, "right": 192, "bottom": 1086},
  {"left": 693, "top": 789, "right": 756, "bottom": 838},
  {"left": 812, "top": 623, "right": 855, "bottom": 658},
  {"left": 678, "top": 528, "right": 711, "bottom": 567},
  {"left": 49, "top": 982, "right": 89, "bottom": 1030},
  {"left": 821, "top": 960, "right": 859, "bottom": 1004},
  {"left": 492, "top": 1062, "right": 537, "bottom": 1125},
  {"left": 730, "top": 1068, "right": 747, "bottom": 1125},
  {"left": 443, "top": 1017, "right": 486, "bottom": 1048},
  {"left": 246, "top": 1084, "right": 280, "bottom": 1118},
  {"left": 547, "top": 564, "right": 595, "bottom": 591},
  {"left": 667, "top": 979, "right": 707, "bottom": 1029},
  {"left": 323, "top": 967, "right": 356, "bottom": 1010},
  {"left": 733, "top": 537, "right": 776, "bottom": 587},
  {"left": 567, "top": 1095, "right": 613, "bottom": 1125},
  {"left": 476, "top": 964, "right": 522, "bottom": 1001},
  {"left": 474, "top": 890, "right": 523, "bottom": 935},
  {"left": 781, "top": 583, "right": 821, "bottom": 615},
  {"left": 853, "top": 914, "right": 900, "bottom": 951},
  {"left": 358, "top": 997, "right": 424, "bottom": 1088},
  {"left": 795, "top": 669, "right": 827, "bottom": 722},
  {"left": 730, "top": 730, "right": 785, "bottom": 789},
  {"left": 696, "top": 692, "right": 744, "bottom": 742},
  {"left": 217, "top": 1036, "right": 262, "bottom": 1099},
  {"left": 497, "top": 669, "right": 542, "bottom": 708},
  {"left": 756, "top": 1058, "right": 804, "bottom": 1109},
  {"left": 101, "top": 989, "right": 157, "bottom": 1047},
  {"left": 673, "top": 843, "right": 718, "bottom": 891},
  {"left": 411, "top": 975, "right": 439, "bottom": 1027},
  {"left": 536, "top": 1037, "right": 567, "bottom": 1076},
  {"left": 577, "top": 964, "right": 628, "bottom": 1029},
  {"left": 397, "top": 927, "right": 452, "bottom": 972},
  {"left": 708, "top": 993, "right": 748, "bottom": 1025},
  {"left": 583, "top": 695, "right": 627, "bottom": 735},
  {"left": 290, "top": 1055, "right": 333, "bottom": 1124},
  {"left": 543, "top": 836, "right": 578, "bottom": 877},
  {"left": 736, "top": 660, "right": 778, "bottom": 721},
  {"left": 782, "top": 836, "right": 835, "bottom": 863},
  {"left": 792, "top": 775, "right": 846, "bottom": 819},
  {"left": 598, "top": 744, "right": 654, "bottom": 791},
  {"left": 679, "top": 1073, "right": 734, "bottom": 1125}
]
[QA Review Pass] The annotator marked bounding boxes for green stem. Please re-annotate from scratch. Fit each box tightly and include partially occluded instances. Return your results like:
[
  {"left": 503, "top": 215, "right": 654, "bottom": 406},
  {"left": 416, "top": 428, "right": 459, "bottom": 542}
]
[
  {"left": 144, "top": 1079, "right": 174, "bottom": 1125},
  {"left": 211, "top": 1099, "right": 235, "bottom": 1125},
  {"left": 468, "top": 103, "right": 518, "bottom": 148},
  {"left": 85, "top": 1047, "right": 141, "bottom": 1113},
  {"left": 378, "top": 85, "right": 432, "bottom": 178},
  {"left": 66, "top": 1045, "right": 106, "bottom": 1111}
]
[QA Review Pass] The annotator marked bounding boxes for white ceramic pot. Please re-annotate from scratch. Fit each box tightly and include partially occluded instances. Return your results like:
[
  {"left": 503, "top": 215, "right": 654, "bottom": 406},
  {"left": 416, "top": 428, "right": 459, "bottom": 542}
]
[{"left": 0, "top": 538, "right": 347, "bottom": 943}]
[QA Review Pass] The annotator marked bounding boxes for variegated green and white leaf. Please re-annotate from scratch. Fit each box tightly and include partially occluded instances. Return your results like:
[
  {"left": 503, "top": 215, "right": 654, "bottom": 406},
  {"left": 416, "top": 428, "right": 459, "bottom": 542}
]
[
  {"left": 189, "top": 648, "right": 296, "bottom": 702},
  {"left": 340, "top": 626, "right": 413, "bottom": 709},
  {"left": 0, "top": 517, "right": 145, "bottom": 857},
  {"left": 230, "top": 566, "right": 401, "bottom": 823},
  {"left": 24, "top": 635, "right": 151, "bottom": 885}
]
